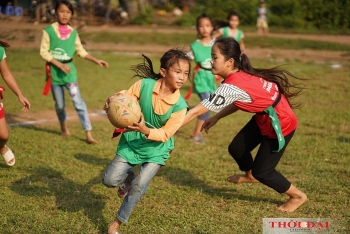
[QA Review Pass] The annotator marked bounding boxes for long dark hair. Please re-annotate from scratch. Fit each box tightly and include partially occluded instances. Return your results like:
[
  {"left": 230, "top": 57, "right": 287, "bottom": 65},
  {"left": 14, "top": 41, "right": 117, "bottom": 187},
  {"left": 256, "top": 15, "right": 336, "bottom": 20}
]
[
  {"left": 55, "top": 0, "right": 74, "bottom": 15},
  {"left": 0, "top": 41, "right": 10, "bottom": 48},
  {"left": 215, "top": 37, "right": 304, "bottom": 108},
  {"left": 131, "top": 49, "right": 192, "bottom": 80},
  {"left": 196, "top": 13, "right": 214, "bottom": 38}
]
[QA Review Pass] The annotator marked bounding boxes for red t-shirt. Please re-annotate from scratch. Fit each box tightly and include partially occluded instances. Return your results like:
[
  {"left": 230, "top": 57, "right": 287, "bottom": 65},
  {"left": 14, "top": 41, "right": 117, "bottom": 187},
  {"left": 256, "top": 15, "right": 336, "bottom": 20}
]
[{"left": 201, "top": 71, "right": 298, "bottom": 138}]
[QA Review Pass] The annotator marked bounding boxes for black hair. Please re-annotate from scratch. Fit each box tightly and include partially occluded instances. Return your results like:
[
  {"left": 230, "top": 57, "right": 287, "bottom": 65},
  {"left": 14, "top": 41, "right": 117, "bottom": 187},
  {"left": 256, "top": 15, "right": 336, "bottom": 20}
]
[
  {"left": 215, "top": 37, "right": 304, "bottom": 108},
  {"left": 196, "top": 13, "right": 214, "bottom": 38},
  {"left": 55, "top": 0, "right": 74, "bottom": 15},
  {"left": 131, "top": 49, "right": 192, "bottom": 81},
  {"left": 0, "top": 41, "right": 10, "bottom": 48},
  {"left": 227, "top": 11, "right": 240, "bottom": 21}
]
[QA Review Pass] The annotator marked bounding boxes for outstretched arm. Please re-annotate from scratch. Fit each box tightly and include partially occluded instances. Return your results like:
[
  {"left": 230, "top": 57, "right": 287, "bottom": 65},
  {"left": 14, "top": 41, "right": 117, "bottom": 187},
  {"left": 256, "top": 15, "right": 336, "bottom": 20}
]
[
  {"left": 75, "top": 34, "right": 109, "bottom": 68},
  {"left": 215, "top": 103, "right": 239, "bottom": 120},
  {"left": 202, "top": 104, "right": 238, "bottom": 133},
  {"left": 84, "top": 54, "right": 109, "bottom": 68},
  {"left": 0, "top": 59, "right": 30, "bottom": 111},
  {"left": 181, "top": 103, "right": 209, "bottom": 127}
]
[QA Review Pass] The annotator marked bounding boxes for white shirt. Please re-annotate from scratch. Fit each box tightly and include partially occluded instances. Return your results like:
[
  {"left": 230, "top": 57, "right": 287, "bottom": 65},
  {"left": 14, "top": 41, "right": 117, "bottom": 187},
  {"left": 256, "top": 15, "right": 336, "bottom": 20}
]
[{"left": 201, "top": 83, "right": 252, "bottom": 112}]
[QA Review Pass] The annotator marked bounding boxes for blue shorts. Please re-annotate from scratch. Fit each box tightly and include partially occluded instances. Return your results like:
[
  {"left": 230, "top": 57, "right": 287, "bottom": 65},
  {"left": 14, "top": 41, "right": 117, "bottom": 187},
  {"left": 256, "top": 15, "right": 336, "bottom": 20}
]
[{"left": 198, "top": 92, "right": 211, "bottom": 120}]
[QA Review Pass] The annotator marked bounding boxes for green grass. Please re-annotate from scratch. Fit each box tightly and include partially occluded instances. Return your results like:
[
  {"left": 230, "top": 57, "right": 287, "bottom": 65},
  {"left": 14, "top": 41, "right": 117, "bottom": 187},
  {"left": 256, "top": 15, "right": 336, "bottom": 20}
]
[
  {"left": 245, "top": 36, "right": 350, "bottom": 51},
  {"left": 80, "top": 31, "right": 350, "bottom": 52},
  {"left": 1, "top": 49, "right": 349, "bottom": 233},
  {"left": 240, "top": 25, "right": 350, "bottom": 35}
]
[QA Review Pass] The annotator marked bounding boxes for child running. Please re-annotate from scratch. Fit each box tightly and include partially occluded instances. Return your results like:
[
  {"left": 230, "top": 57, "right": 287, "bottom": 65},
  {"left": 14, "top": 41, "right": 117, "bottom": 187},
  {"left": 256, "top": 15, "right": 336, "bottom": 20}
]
[
  {"left": 213, "top": 11, "right": 246, "bottom": 52},
  {"left": 102, "top": 49, "right": 190, "bottom": 234},
  {"left": 40, "top": 0, "right": 109, "bottom": 144},
  {"left": 0, "top": 41, "right": 31, "bottom": 166},
  {"left": 186, "top": 13, "right": 216, "bottom": 143},
  {"left": 182, "top": 37, "right": 307, "bottom": 213}
]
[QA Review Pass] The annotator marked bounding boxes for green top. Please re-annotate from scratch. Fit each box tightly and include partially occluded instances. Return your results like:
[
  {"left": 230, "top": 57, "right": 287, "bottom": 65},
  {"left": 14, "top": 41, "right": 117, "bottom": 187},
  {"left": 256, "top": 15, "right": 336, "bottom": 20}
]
[
  {"left": 190, "top": 40, "right": 216, "bottom": 94},
  {"left": 44, "top": 25, "right": 78, "bottom": 85},
  {"left": 0, "top": 46, "right": 5, "bottom": 62},
  {"left": 116, "top": 78, "right": 188, "bottom": 165},
  {"left": 222, "top": 27, "right": 243, "bottom": 42}
]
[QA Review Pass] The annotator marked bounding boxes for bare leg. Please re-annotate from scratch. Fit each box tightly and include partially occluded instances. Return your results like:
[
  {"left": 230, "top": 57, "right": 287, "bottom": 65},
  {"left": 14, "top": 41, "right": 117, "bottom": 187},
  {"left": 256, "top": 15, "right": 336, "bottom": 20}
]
[
  {"left": 227, "top": 170, "right": 259, "bottom": 183},
  {"left": 108, "top": 217, "right": 122, "bottom": 234},
  {"left": 0, "top": 118, "right": 14, "bottom": 165},
  {"left": 60, "top": 122, "right": 70, "bottom": 136},
  {"left": 263, "top": 27, "right": 269, "bottom": 36},
  {"left": 193, "top": 119, "right": 205, "bottom": 136},
  {"left": 276, "top": 184, "right": 307, "bottom": 213},
  {"left": 257, "top": 27, "right": 262, "bottom": 35},
  {"left": 86, "top": 130, "right": 98, "bottom": 144}
]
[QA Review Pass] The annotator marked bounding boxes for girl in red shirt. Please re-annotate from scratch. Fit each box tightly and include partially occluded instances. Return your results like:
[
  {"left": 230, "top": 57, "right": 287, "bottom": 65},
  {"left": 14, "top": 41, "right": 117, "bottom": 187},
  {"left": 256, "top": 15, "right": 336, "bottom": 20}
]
[{"left": 183, "top": 37, "right": 307, "bottom": 213}]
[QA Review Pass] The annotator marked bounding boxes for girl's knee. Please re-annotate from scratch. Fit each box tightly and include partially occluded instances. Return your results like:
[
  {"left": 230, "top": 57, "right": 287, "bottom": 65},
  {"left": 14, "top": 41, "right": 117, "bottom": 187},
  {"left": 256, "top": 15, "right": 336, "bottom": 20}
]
[
  {"left": 102, "top": 168, "right": 130, "bottom": 188},
  {"left": 228, "top": 141, "right": 243, "bottom": 159},
  {"left": 102, "top": 175, "right": 121, "bottom": 188},
  {"left": 55, "top": 103, "right": 65, "bottom": 113}
]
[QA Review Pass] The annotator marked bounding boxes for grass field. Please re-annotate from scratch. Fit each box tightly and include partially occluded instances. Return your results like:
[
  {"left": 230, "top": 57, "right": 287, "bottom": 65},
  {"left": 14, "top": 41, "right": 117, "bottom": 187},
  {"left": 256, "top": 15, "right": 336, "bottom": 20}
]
[
  {"left": 0, "top": 42, "right": 349, "bottom": 234},
  {"left": 80, "top": 31, "right": 350, "bottom": 52}
]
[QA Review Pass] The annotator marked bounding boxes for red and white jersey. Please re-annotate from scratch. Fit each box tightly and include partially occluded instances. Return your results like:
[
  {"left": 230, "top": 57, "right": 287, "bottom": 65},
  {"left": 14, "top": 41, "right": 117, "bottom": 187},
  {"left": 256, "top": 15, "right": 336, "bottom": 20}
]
[{"left": 201, "top": 71, "right": 298, "bottom": 138}]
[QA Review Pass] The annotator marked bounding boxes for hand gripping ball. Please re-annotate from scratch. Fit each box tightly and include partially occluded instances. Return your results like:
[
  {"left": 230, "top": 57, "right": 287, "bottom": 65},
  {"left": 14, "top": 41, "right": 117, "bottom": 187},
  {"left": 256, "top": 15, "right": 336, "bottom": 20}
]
[{"left": 107, "top": 94, "right": 142, "bottom": 128}]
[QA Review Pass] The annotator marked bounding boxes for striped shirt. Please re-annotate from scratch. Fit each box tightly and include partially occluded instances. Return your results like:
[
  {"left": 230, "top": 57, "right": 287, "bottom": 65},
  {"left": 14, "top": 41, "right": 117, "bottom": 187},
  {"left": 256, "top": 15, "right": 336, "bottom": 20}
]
[{"left": 201, "top": 83, "right": 251, "bottom": 112}]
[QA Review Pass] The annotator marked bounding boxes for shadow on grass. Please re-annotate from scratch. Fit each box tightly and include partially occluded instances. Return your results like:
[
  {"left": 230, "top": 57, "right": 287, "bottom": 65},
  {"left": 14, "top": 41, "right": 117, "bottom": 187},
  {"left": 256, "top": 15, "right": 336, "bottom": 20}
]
[
  {"left": 337, "top": 136, "right": 350, "bottom": 143},
  {"left": 75, "top": 153, "right": 111, "bottom": 167},
  {"left": 10, "top": 165, "right": 108, "bottom": 233},
  {"left": 15, "top": 125, "right": 88, "bottom": 143},
  {"left": 158, "top": 166, "right": 282, "bottom": 204}
]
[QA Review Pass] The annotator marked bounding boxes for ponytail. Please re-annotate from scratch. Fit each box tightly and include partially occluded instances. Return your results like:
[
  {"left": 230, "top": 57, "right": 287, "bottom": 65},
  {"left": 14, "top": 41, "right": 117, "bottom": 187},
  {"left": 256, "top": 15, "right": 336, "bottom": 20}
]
[
  {"left": 0, "top": 41, "right": 10, "bottom": 48},
  {"left": 239, "top": 53, "right": 304, "bottom": 108},
  {"left": 131, "top": 54, "right": 162, "bottom": 80}
]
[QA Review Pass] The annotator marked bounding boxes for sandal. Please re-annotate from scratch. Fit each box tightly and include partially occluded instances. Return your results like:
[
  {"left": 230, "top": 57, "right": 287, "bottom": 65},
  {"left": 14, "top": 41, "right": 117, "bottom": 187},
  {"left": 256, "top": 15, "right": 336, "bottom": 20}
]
[
  {"left": 117, "top": 183, "right": 131, "bottom": 198},
  {"left": 1, "top": 146, "right": 15, "bottom": 166}
]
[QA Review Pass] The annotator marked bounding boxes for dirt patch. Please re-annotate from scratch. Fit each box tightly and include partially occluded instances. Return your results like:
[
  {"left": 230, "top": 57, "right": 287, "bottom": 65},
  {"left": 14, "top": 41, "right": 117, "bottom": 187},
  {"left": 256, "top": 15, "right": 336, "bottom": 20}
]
[
  {"left": 4, "top": 21, "right": 349, "bottom": 63},
  {"left": 6, "top": 109, "right": 108, "bottom": 127}
]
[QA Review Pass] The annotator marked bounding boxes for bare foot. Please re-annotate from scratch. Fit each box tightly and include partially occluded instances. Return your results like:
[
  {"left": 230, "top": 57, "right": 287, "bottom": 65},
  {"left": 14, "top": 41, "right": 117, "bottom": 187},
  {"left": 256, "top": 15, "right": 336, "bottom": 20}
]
[
  {"left": 86, "top": 131, "right": 98, "bottom": 144},
  {"left": 61, "top": 129, "right": 70, "bottom": 137},
  {"left": 276, "top": 191, "right": 307, "bottom": 213},
  {"left": 108, "top": 218, "right": 122, "bottom": 234},
  {"left": 86, "top": 138, "right": 98, "bottom": 145},
  {"left": 227, "top": 174, "right": 259, "bottom": 183},
  {"left": 60, "top": 122, "right": 70, "bottom": 136}
]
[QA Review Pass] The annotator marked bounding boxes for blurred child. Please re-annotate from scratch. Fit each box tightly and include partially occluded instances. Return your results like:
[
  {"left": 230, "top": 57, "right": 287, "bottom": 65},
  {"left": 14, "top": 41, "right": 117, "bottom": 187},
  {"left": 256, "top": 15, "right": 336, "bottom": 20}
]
[
  {"left": 102, "top": 50, "right": 190, "bottom": 234},
  {"left": 214, "top": 11, "right": 246, "bottom": 52},
  {"left": 101, "top": 0, "right": 119, "bottom": 28},
  {"left": 257, "top": 0, "right": 269, "bottom": 35},
  {"left": 33, "top": 0, "right": 48, "bottom": 25},
  {"left": 186, "top": 13, "right": 216, "bottom": 143},
  {"left": 40, "top": 0, "right": 109, "bottom": 144},
  {"left": 0, "top": 41, "right": 31, "bottom": 166}
]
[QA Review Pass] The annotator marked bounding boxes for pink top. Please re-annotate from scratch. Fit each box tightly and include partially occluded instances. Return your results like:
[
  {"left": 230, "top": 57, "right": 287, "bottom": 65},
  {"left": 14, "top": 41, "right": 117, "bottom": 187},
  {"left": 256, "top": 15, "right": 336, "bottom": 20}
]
[{"left": 58, "top": 24, "right": 72, "bottom": 39}]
